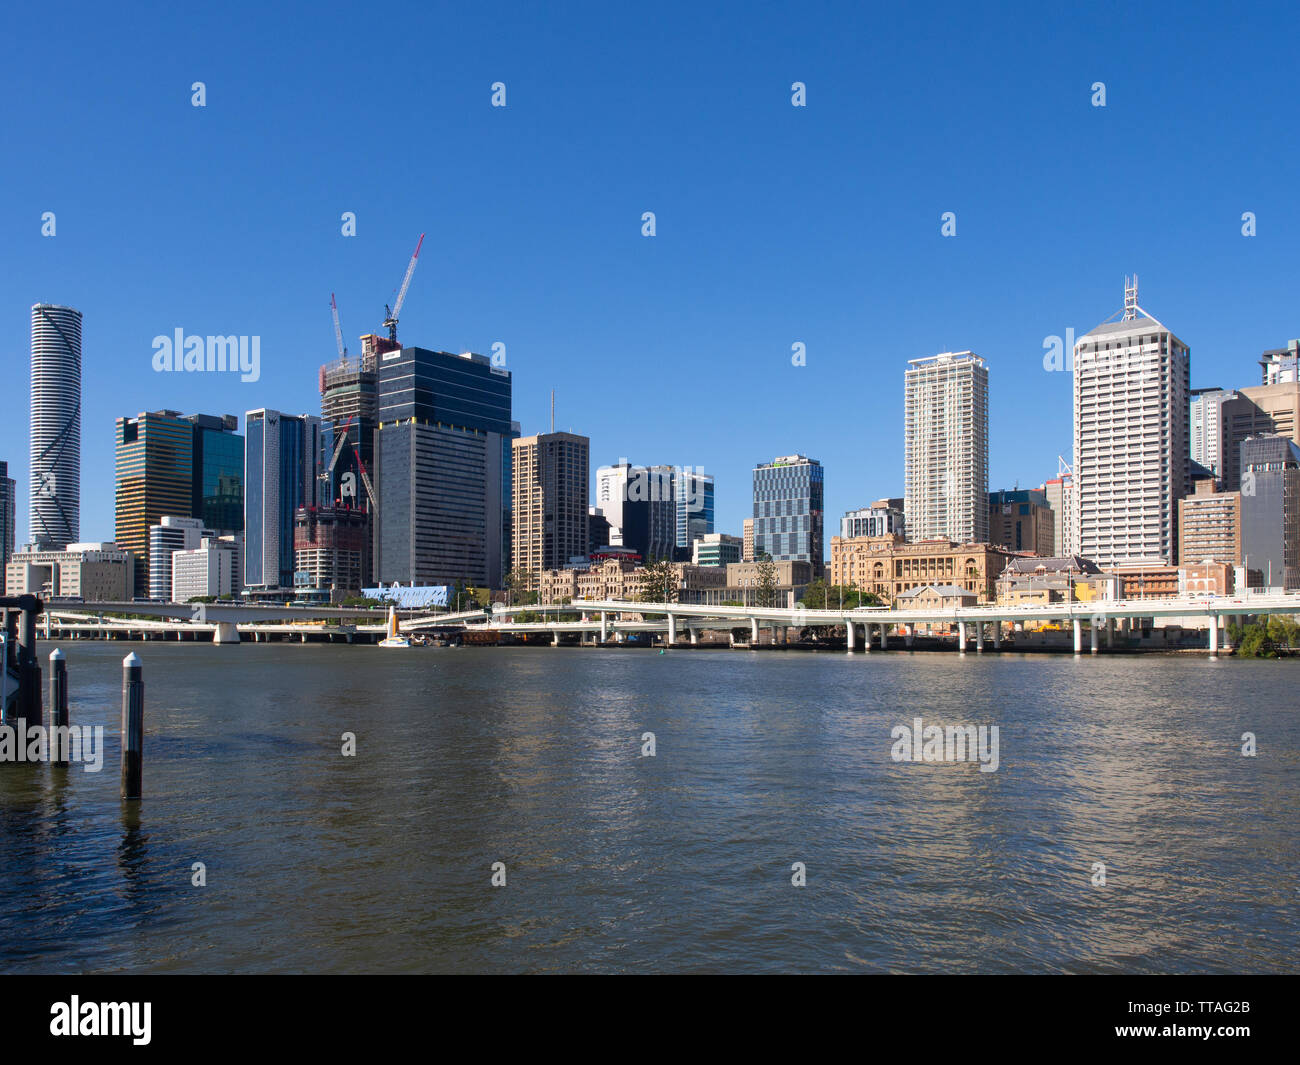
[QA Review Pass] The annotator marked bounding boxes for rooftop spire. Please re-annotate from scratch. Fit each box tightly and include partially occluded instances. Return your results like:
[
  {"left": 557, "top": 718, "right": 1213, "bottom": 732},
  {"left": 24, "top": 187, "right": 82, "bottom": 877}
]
[{"left": 1123, "top": 274, "right": 1139, "bottom": 320}]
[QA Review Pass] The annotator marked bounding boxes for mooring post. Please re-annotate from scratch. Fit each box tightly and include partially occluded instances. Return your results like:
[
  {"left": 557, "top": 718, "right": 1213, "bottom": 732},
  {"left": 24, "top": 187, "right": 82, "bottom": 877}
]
[
  {"left": 121, "top": 652, "right": 144, "bottom": 800},
  {"left": 50, "top": 649, "right": 69, "bottom": 766}
]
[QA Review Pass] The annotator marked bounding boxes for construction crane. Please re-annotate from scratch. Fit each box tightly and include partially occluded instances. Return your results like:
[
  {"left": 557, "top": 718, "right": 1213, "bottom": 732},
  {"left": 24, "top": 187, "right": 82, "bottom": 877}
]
[
  {"left": 320, "top": 415, "right": 356, "bottom": 501},
  {"left": 382, "top": 232, "right": 425, "bottom": 344},
  {"left": 330, "top": 293, "right": 348, "bottom": 363}
]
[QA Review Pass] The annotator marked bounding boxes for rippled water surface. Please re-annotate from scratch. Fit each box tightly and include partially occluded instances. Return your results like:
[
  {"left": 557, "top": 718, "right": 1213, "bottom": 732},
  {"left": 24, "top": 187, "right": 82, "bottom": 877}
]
[{"left": 1, "top": 642, "right": 1296, "bottom": 973}]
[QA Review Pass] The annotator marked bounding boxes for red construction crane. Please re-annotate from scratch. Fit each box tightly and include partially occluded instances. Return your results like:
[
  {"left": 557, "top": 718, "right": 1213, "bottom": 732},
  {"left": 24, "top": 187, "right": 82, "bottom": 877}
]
[{"left": 382, "top": 232, "right": 425, "bottom": 344}]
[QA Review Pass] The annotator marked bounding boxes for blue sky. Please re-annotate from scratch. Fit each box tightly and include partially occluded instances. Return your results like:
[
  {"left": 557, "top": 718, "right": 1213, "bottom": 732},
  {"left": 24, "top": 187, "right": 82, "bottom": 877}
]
[{"left": 2, "top": 0, "right": 1297, "bottom": 548}]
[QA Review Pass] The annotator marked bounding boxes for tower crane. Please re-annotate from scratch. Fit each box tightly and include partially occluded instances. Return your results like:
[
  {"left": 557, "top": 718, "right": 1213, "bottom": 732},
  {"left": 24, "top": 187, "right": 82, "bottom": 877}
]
[
  {"left": 382, "top": 233, "right": 425, "bottom": 344},
  {"left": 330, "top": 293, "right": 348, "bottom": 362}
]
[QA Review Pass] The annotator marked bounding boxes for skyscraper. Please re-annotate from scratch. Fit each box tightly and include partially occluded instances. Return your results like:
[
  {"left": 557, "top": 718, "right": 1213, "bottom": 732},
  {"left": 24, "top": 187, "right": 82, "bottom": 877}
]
[
  {"left": 1189, "top": 388, "right": 1234, "bottom": 485},
  {"left": 30, "top": 303, "right": 82, "bottom": 549},
  {"left": 752, "top": 454, "right": 824, "bottom": 575},
  {"left": 595, "top": 462, "right": 676, "bottom": 561},
  {"left": 0, "top": 461, "right": 15, "bottom": 593},
  {"left": 115, "top": 411, "right": 197, "bottom": 597},
  {"left": 904, "top": 351, "right": 989, "bottom": 543},
  {"left": 373, "top": 348, "right": 512, "bottom": 589},
  {"left": 244, "top": 409, "right": 321, "bottom": 592},
  {"left": 512, "top": 432, "right": 590, "bottom": 582},
  {"left": 674, "top": 469, "right": 715, "bottom": 552},
  {"left": 1240, "top": 433, "right": 1300, "bottom": 590},
  {"left": 188, "top": 414, "right": 244, "bottom": 534},
  {"left": 1072, "top": 279, "right": 1190, "bottom": 566}
]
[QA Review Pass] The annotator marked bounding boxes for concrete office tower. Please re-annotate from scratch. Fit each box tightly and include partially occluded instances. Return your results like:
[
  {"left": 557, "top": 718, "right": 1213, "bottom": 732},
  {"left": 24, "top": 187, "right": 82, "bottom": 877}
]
[
  {"left": 30, "top": 304, "right": 82, "bottom": 549},
  {"left": 1039, "top": 461, "right": 1078, "bottom": 558},
  {"left": 1240, "top": 434, "right": 1300, "bottom": 590},
  {"left": 595, "top": 461, "right": 676, "bottom": 561},
  {"left": 904, "top": 352, "right": 989, "bottom": 544},
  {"left": 244, "top": 410, "right": 321, "bottom": 592},
  {"left": 1219, "top": 380, "right": 1300, "bottom": 490},
  {"left": 1190, "top": 388, "right": 1235, "bottom": 485},
  {"left": 752, "top": 454, "right": 824, "bottom": 576},
  {"left": 147, "top": 515, "right": 209, "bottom": 599},
  {"left": 988, "top": 489, "right": 1055, "bottom": 556},
  {"left": 674, "top": 469, "right": 715, "bottom": 551},
  {"left": 171, "top": 538, "right": 235, "bottom": 602},
  {"left": 1260, "top": 340, "right": 1299, "bottom": 385},
  {"left": 742, "top": 518, "right": 754, "bottom": 562},
  {"left": 1072, "top": 279, "right": 1190, "bottom": 566},
  {"left": 512, "top": 432, "right": 590, "bottom": 582},
  {"left": 373, "top": 348, "right": 513, "bottom": 589},
  {"left": 1177, "top": 480, "right": 1242, "bottom": 567},
  {"left": 0, "top": 461, "right": 14, "bottom": 593}
]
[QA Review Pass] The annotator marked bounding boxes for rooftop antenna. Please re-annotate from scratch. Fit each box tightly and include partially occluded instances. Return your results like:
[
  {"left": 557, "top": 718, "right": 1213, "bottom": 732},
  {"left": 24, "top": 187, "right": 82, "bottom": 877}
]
[{"left": 1123, "top": 274, "right": 1139, "bottom": 320}]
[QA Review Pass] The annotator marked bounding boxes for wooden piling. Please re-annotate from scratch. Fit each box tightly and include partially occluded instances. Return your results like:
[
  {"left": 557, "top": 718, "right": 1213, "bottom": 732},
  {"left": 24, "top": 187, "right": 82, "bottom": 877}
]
[
  {"left": 49, "top": 649, "right": 68, "bottom": 766},
  {"left": 120, "top": 652, "right": 143, "bottom": 800}
]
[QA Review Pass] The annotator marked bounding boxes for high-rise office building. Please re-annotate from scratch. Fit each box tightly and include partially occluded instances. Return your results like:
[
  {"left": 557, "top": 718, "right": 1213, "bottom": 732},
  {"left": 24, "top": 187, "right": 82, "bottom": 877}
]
[
  {"left": 30, "top": 303, "right": 82, "bottom": 549},
  {"left": 373, "top": 348, "right": 512, "bottom": 589},
  {"left": 147, "top": 515, "right": 209, "bottom": 599},
  {"left": 752, "top": 454, "right": 824, "bottom": 575},
  {"left": 1177, "top": 480, "right": 1242, "bottom": 567},
  {"left": 1072, "top": 279, "right": 1190, "bottom": 566},
  {"left": 1190, "top": 388, "right": 1235, "bottom": 485},
  {"left": 674, "top": 469, "right": 714, "bottom": 552},
  {"left": 1219, "top": 381, "right": 1300, "bottom": 491},
  {"left": 742, "top": 518, "right": 754, "bottom": 562},
  {"left": 904, "top": 352, "right": 989, "bottom": 544},
  {"left": 512, "top": 432, "right": 590, "bottom": 582},
  {"left": 1240, "top": 433, "right": 1300, "bottom": 590},
  {"left": 595, "top": 462, "right": 676, "bottom": 561},
  {"left": 115, "top": 411, "right": 197, "bottom": 598},
  {"left": 1040, "top": 467, "right": 1078, "bottom": 558},
  {"left": 0, "top": 461, "right": 14, "bottom": 593},
  {"left": 188, "top": 414, "right": 243, "bottom": 533},
  {"left": 245, "top": 409, "right": 321, "bottom": 592}
]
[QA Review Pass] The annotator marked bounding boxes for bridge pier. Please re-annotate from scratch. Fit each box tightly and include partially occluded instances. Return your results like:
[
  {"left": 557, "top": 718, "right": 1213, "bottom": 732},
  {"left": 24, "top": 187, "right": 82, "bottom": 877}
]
[
  {"left": 667, "top": 613, "right": 677, "bottom": 646},
  {"left": 905, "top": 629, "right": 915, "bottom": 649},
  {"left": 958, "top": 621, "right": 966, "bottom": 654},
  {"left": 750, "top": 618, "right": 759, "bottom": 644},
  {"left": 689, "top": 627, "right": 698, "bottom": 646},
  {"left": 880, "top": 624, "right": 888, "bottom": 651},
  {"left": 1073, "top": 619, "right": 1083, "bottom": 655},
  {"left": 1090, "top": 621, "right": 1099, "bottom": 655},
  {"left": 976, "top": 623, "right": 984, "bottom": 653},
  {"left": 213, "top": 622, "right": 240, "bottom": 645},
  {"left": 863, "top": 623, "right": 872, "bottom": 653},
  {"left": 992, "top": 623, "right": 1001, "bottom": 650},
  {"left": 1209, "top": 615, "right": 1219, "bottom": 659},
  {"left": 600, "top": 612, "right": 608, "bottom": 643},
  {"left": 846, "top": 621, "right": 856, "bottom": 652}
]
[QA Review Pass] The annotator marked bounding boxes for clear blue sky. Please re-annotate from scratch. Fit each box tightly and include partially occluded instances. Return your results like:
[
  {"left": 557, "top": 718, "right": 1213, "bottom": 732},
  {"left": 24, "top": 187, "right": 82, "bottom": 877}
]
[{"left": 2, "top": 0, "right": 1297, "bottom": 548}]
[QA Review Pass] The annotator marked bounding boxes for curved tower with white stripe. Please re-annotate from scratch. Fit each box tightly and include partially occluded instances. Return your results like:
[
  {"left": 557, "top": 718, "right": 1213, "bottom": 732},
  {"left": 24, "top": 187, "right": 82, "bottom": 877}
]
[{"left": 30, "top": 303, "right": 82, "bottom": 549}]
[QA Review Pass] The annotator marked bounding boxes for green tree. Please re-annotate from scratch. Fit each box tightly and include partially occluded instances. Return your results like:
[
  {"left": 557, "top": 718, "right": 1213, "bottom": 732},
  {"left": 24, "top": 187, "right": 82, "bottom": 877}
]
[
  {"left": 640, "top": 559, "right": 679, "bottom": 604},
  {"left": 756, "top": 553, "right": 778, "bottom": 608}
]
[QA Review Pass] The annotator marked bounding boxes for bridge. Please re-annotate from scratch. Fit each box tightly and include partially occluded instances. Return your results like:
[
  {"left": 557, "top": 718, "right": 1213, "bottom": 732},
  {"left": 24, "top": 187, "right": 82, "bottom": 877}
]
[{"left": 35, "top": 592, "right": 1300, "bottom": 658}]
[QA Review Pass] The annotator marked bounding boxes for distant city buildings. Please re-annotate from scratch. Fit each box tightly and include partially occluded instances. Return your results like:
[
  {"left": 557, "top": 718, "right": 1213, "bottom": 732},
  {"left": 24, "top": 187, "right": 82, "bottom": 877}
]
[
  {"left": 987, "top": 488, "right": 1054, "bottom": 557},
  {"left": 512, "top": 431, "right": 590, "bottom": 584},
  {"left": 904, "top": 352, "right": 989, "bottom": 544},
  {"left": 829, "top": 534, "right": 1011, "bottom": 603},
  {"left": 147, "top": 515, "right": 209, "bottom": 599},
  {"left": 29, "top": 304, "right": 82, "bottom": 550},
  {"left": 5, "top": 541, "right": 134, "bottom": 602},
  {"left": 692, "top": 532, "right": 743, "bottom": 567},
  {"left": 0, "top": 461, "right": 14, "bottom": 593},
  {"left": 1218, "top": 379, "right": 1300, "bottom": 490},
  {"left": 172, "top": 538, "right": 235, "bottom": 601},
  {"left": 115, "top": 410, "right": 238, "bottom": 598},
  {"left": 840, "top": 499, "right": 905, "bottom": 540},
  {"left": 674, "top": 469, "right": 715, "bottom": 552},
  {"left": 1073, "top": 279, "right": 1189, "bottom": 566},
  {"left": 244, "top": 409, "right": 321, "bottom": 592},
  {"left": 752, "top": 454, "right": 824, "bottom": 576},
  {"left": 373, "top": 347, "right": 513, "bottom": 589},
  {"left": 1241, "top": 433, "right": 1300, "bottom": 590}
]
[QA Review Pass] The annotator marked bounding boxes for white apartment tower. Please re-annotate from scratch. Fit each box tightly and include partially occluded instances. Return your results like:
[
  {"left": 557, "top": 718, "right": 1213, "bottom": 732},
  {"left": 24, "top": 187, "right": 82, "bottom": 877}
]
[
  {"left": 904, "top": 351, "right": 989, "bottom": 543},
  {"left": 1072, "top": 277, "right": 1190, "bottom": 567}
]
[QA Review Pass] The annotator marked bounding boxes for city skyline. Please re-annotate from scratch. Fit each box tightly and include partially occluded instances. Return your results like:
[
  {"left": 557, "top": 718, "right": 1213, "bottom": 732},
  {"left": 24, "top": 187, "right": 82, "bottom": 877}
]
[{"left": 3, "top": 2, "right": 1297, "bottom": 548}]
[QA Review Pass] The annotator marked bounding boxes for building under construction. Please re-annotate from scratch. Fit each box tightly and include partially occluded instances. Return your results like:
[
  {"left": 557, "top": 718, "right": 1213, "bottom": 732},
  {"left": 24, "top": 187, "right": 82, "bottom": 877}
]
[{"left": 293, "top": 503, "right": 370, "bottom": 602}]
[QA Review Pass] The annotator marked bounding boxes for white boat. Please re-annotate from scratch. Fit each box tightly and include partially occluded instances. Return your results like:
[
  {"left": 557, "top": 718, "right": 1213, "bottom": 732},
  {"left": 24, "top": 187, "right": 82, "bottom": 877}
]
[{"left": 377, "top": 605, "right": 412, "bottom": 648}]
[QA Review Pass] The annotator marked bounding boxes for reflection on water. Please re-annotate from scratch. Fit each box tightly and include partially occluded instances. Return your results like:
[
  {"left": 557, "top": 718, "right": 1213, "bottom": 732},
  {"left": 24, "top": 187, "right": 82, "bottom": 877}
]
[{"left": 1, "top": 642, "right": 1296, "bottom": 973}]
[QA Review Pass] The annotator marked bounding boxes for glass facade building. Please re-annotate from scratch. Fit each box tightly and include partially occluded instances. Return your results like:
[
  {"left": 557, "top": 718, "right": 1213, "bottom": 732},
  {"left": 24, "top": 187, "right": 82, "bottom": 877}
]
[
  {"left": 752, "top": 455, "right": 824, "bottom": 576},
  {"left": 115, "top": 411, "right": 196, "bottom": 598},
  {"left": 675, "top": 469, "right": 715, "bottom": 551},
  {"left": 374, "top": 348, "right": 513, "bottom": 589},
  {"left": 244, "top": 410, "right": 321, "bottom": 590},
  {"left": 189, "top": 415, "right": 244, "bottom": 534}
]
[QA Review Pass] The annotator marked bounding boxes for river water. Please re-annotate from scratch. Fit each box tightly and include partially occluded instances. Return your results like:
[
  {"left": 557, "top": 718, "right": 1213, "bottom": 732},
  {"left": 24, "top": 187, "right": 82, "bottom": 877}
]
[{"left": 1, "top": 641, "right": 1296, "bottom": 973}]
